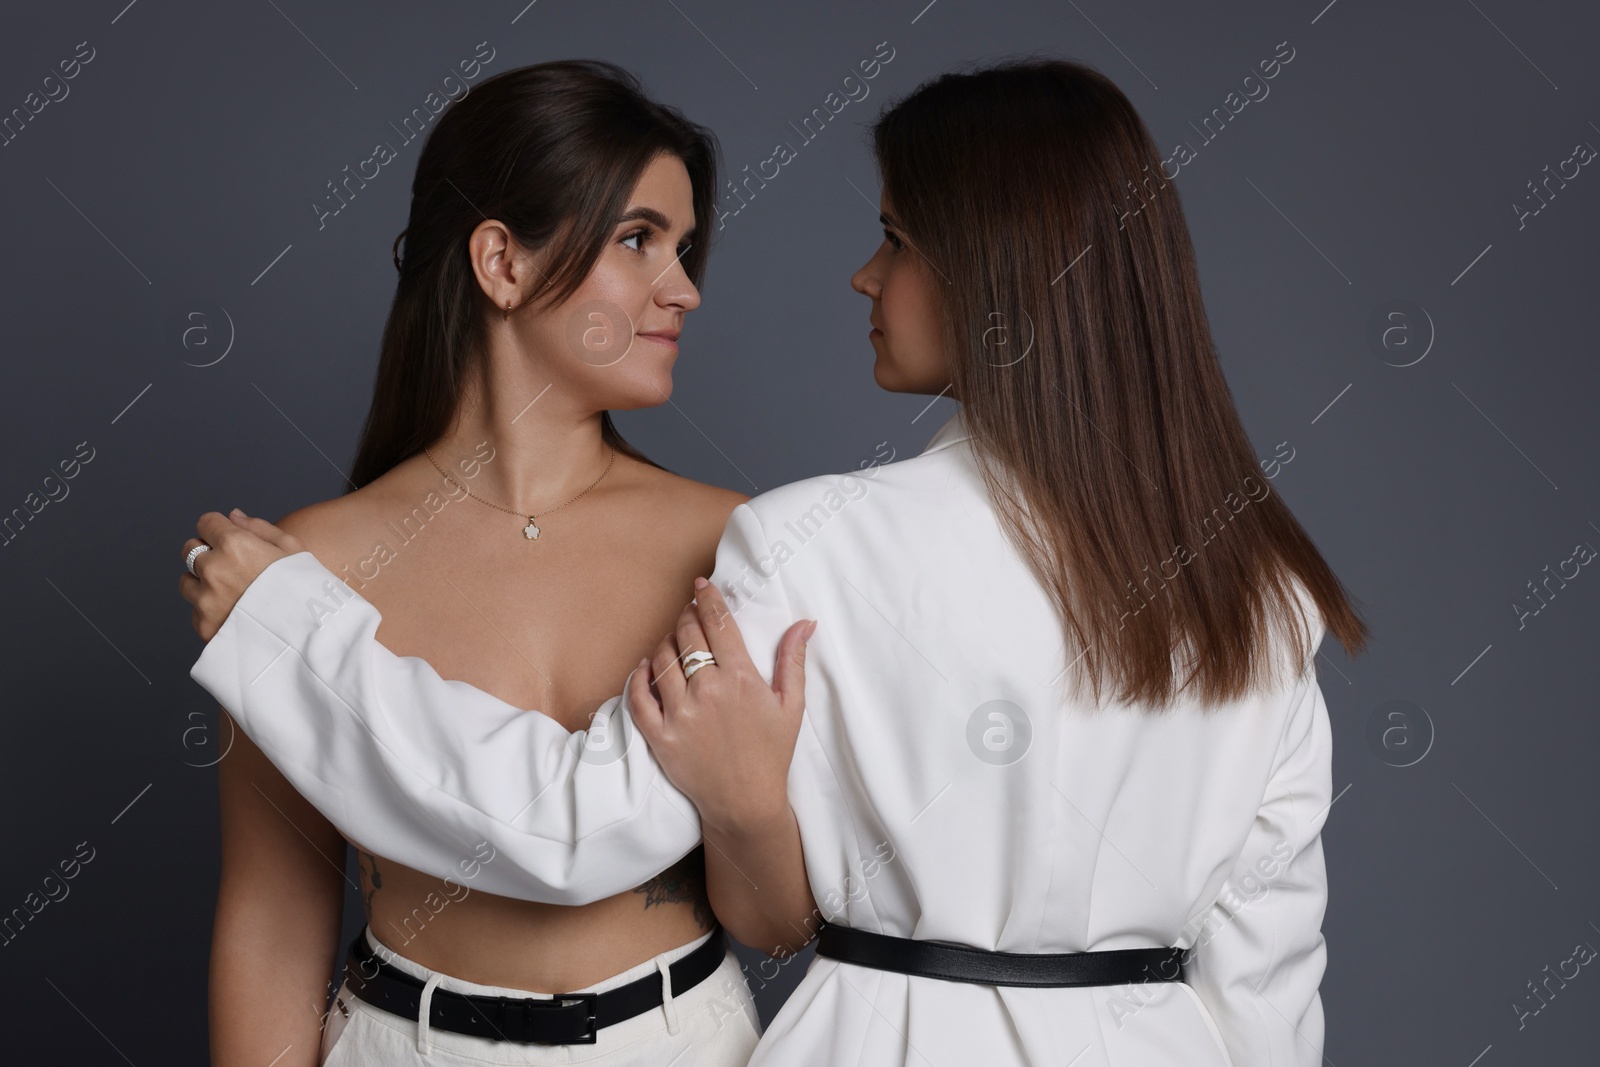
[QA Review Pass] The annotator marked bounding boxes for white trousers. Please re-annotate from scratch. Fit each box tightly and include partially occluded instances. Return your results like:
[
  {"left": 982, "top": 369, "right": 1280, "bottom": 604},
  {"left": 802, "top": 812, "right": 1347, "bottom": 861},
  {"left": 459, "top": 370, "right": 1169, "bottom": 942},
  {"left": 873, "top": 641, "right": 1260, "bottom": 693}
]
[{"left": 319, "top": 926, "right": 762, "bottom": 1066}]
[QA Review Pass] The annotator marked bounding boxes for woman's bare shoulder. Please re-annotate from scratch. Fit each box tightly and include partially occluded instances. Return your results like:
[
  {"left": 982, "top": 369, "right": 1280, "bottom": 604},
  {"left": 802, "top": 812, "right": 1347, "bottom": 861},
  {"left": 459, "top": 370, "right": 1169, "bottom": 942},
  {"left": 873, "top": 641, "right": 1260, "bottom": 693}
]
[
  {"left": 627, "top": 460, "right": 749, "bottom": 535},
  {"left": 270, "top": 475, "right": 398, "bottom": 561},
  {"left": 610, "top": 465, "right": 747, "bottom": 583}
]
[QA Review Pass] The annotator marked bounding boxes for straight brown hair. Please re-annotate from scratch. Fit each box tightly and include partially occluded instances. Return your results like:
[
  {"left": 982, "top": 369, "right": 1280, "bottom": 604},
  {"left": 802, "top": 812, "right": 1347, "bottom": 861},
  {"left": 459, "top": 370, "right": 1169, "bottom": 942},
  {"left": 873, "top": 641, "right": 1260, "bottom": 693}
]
[
  {"left": 348, "top": 60, "right": 719, "bottom": 489},
  {"left": 873, "top": 57, "right": 1368, "bottom": 708}
]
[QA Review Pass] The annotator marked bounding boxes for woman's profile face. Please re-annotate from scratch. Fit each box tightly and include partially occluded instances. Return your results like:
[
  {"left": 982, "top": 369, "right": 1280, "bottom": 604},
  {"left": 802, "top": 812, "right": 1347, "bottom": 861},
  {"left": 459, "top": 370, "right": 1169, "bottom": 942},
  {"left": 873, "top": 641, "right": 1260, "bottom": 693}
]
[
  {"left": 476, "top": 151, "right": 702, "bottom": 411},
  {"left": 851, "top": 191, "right": 951, "bottom": 396}
]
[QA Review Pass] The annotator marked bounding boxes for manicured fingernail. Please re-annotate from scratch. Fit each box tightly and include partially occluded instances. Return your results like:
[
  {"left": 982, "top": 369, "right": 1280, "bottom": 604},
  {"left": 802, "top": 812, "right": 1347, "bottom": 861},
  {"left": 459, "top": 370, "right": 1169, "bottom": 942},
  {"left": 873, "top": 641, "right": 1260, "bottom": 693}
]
[
  {"left": 230, "top": 508, "right": 245, "bottom": 518},
  {"left": 804, "top": 620, "right": 818, "bottom": 640},
  {"left": 694, "top": 576, "right": 708, "bottom": 589}
]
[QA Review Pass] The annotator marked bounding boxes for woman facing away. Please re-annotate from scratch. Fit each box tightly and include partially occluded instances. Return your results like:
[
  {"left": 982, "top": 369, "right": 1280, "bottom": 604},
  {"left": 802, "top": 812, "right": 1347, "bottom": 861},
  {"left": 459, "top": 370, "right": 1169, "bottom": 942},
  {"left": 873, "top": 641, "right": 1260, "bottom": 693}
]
[
  {"left": 185, "top": 57, "right": 1370, "bottom": 1065},
  {"left": 188, "top": 61, "right": 769, "bottom": 1066}
]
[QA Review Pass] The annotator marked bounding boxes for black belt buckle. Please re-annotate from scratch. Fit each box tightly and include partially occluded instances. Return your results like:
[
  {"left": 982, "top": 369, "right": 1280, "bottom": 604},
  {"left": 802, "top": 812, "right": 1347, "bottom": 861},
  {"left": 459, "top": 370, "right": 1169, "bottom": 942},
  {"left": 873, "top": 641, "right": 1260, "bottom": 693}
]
[{"left": 496, "top": 991, "right": 599, "bottom": 1044}]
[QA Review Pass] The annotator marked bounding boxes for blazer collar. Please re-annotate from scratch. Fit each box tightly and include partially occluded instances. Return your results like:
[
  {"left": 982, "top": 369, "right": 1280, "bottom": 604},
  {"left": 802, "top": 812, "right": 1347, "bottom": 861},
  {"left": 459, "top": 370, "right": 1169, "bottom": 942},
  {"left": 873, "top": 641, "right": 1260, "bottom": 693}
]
[{"left": 920, "top": 406, "right": 972, "bottom": 456}]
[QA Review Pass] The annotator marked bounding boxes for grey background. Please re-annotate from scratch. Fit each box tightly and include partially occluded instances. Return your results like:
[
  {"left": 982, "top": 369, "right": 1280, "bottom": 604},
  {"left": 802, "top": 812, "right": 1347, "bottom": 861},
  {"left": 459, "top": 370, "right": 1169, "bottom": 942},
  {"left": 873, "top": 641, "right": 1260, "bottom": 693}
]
[{"left": 1, "top": 0, "right": 1596, "bottom": 1062}]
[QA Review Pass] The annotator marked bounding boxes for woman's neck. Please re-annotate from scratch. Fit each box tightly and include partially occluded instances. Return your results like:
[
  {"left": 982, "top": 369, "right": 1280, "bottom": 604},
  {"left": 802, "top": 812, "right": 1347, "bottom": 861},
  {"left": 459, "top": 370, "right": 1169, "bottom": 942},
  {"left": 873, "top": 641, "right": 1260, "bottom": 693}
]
[{"left": 432, "top": 365, "right": 615, "bottom": 518}]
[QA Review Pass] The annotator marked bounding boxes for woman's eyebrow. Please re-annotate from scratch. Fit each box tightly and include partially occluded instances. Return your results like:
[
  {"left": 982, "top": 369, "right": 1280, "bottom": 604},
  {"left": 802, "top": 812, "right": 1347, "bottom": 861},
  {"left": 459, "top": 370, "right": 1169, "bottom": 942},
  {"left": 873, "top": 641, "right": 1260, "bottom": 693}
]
[
  {"left": 615, "top": 205, "right": 695, "bottom": 242},
  {"left": 616, "top": 205, "right": 684, "bottom": 232}
]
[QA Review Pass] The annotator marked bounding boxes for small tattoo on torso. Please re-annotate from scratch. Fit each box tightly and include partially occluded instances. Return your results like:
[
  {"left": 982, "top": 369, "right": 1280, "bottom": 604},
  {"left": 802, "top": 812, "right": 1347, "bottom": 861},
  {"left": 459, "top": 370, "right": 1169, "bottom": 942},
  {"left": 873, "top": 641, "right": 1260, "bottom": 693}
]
[
  {"left": 634, "top": 845, "right": 713, "bottom": 931},
  {"left": 356, "top": 849, "right": 383, "bottom": 916}
]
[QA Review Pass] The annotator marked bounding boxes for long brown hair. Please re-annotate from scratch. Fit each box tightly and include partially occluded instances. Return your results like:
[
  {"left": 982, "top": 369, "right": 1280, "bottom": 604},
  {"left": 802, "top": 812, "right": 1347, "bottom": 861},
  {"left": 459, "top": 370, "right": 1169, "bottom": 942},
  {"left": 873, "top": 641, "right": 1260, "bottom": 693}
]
[
  {"left": 348, "top": 60, "right": 719, "bottom": 489},
  {"left": 873, "top": 57, "right": 1368, "bottom": 708}
]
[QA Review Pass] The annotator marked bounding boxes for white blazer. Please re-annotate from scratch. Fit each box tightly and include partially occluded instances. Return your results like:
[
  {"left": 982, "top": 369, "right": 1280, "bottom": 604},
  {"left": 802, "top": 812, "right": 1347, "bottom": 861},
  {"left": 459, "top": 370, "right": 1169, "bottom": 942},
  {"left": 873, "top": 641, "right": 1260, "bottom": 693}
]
[{"left": 192, "top": 407, "right": 1332, "bottom": 1067}]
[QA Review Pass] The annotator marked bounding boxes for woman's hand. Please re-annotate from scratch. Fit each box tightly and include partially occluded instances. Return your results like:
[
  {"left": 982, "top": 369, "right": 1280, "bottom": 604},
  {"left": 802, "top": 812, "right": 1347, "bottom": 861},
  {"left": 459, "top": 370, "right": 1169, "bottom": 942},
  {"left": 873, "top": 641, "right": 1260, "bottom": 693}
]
[
  {"left": 180, "top": 509, "right": 304, "bottom": 641},
  {"left": 630, "top": 579, "right": 822, "bottom": 954},
  {"left": 629, "top": 578, "right": 815, "bottom": 837}
]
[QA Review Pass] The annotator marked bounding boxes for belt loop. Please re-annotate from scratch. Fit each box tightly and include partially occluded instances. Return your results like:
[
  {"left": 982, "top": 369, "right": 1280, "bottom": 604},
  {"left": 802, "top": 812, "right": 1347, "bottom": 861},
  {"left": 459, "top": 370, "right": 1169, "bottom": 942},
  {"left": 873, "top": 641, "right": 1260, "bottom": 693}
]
[
  {"left": 416, "top": 972, "right": 446, "bottom": 1054},
  {"left": 655, "top": 953, "right": 681, "bottom": 1036}
]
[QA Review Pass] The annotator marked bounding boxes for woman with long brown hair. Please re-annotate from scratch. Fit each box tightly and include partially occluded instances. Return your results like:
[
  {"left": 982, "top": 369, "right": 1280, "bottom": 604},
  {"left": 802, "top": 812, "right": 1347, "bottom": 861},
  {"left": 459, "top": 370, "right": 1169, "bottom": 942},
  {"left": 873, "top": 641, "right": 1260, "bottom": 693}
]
[
  {"left": 184, "top": 60, "right": 763, "bottom": 1066},
  {"left": 186, "top": 56, "right": 1366, "bottom": 1065}
]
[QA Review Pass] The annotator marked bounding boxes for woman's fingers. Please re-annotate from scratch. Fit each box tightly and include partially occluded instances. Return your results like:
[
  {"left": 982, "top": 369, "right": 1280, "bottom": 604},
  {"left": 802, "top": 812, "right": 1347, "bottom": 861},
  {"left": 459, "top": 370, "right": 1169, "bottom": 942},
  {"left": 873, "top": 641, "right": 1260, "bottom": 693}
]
[
  {"left": 195, "top": 510, "right": 240, "bottom": 548},
  {"left": 229, "top": 509, "right": 304, "bottom": 553},
  {"left": 690, "top": 579, "right": 754, "bottom": 671},
  {"left": 673, "top": 600, "right": 713, "bottom": 682},
  {"left": 191, "top": 512, "right": 292, "bottom": 586},
  {"left": 626, "top": 659, "right": 664, "bottom": 741},
  {"left": 193, "top": 511, "right": 295, "bottom": 561},
  {"left": 649, "top": 630, "right": 688, "bottom": 713},
  {"left": 773, "top": 619, "right": 818, "bottom": 713},
  {"left": 180, "top": 537, "right": 210, "bottom": 579}
]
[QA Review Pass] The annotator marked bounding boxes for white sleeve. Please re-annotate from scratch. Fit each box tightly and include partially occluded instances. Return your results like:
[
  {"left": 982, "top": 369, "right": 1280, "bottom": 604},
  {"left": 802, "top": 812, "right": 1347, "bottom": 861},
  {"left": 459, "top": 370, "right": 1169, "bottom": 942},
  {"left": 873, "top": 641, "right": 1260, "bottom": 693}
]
[
  {"left": 188, "top": 550, "right": 702, "bottom": 905},
  {"left": 1183, "top": 658, "right": 1333, "bottom": 1067},
  {"left": 707, "top": 502, "right": 801, "bottom": 686}
]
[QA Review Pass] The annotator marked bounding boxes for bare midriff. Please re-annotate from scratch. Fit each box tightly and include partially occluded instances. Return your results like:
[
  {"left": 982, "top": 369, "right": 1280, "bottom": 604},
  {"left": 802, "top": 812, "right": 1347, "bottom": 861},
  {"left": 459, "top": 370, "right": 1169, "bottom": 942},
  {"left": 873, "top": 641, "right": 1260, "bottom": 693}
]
[{"left": 356, "top": 844, "right": 712, "bottom": 993}]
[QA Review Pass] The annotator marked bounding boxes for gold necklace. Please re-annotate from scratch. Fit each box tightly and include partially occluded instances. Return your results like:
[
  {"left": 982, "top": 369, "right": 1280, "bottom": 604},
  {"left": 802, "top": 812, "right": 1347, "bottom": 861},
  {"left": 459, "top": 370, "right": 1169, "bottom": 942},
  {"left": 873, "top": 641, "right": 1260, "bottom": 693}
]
[{"left": 423, "top": 444, "right": 616, "bottom": 542}]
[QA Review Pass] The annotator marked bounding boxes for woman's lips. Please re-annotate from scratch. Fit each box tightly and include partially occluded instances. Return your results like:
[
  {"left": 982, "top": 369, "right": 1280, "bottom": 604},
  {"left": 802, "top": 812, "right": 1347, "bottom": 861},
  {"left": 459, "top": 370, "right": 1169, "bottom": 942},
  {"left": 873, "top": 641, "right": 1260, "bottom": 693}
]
[{"left": 638, "top": 332, "right": 679, "bottom": 352}]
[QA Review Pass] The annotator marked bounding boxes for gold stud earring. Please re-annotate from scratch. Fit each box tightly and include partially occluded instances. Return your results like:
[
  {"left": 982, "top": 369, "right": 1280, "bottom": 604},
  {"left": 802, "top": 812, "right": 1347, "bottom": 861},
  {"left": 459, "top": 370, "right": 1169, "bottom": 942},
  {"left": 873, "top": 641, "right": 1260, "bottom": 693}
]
[{"left": 503, "top": 299, "right": 512, "bottom": 322}]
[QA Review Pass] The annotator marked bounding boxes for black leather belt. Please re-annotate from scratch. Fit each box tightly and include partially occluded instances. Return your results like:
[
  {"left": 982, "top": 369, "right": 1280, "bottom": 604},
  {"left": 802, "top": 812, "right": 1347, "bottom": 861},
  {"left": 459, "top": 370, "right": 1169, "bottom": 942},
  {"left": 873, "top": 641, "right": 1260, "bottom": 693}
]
[
  {"left": 815, "top": 922, "right": 1185, "bottom": 988},
  {"left": 341, "top": 927, "right": 727, "bottom": 1045}
]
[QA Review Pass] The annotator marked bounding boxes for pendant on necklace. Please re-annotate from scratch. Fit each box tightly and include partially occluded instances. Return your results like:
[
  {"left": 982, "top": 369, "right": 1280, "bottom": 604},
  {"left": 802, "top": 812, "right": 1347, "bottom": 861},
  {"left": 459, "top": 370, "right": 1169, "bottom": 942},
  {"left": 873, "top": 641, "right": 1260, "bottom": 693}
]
[{"left": 524, "top": 517, "right": 541, "bottom": 541}]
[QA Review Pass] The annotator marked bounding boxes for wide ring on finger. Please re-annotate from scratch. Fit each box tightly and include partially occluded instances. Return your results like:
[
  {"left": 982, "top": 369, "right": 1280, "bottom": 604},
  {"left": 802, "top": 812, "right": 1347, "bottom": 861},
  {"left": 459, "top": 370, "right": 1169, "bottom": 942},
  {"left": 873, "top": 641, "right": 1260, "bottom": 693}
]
[
  {"left": 185, "top": 543, "right": 212, "bottom": 576},
  {"left": 682, "top": 650, "right": 717, "bottom": 680}
]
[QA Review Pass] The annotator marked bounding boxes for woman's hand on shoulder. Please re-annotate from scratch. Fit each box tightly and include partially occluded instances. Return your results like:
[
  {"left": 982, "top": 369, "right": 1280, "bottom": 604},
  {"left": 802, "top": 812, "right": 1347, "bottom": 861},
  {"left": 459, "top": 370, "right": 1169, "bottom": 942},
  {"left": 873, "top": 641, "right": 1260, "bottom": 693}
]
[
  {"left": 628, "top": 578, "right": 814, "bottom": 837},
  {"left": 180, "top": 509, "right": 305, "bottom": 641}
]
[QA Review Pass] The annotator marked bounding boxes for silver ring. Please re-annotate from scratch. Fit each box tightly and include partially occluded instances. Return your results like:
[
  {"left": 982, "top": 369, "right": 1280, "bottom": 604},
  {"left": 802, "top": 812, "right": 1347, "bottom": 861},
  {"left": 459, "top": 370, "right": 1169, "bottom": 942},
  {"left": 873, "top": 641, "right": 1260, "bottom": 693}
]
[
  {"left": 185, "top": 543, "right": 212, "bottom": 576},
  {"left": 682, "top": 649, "right": 717, "bottom": 680}
]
